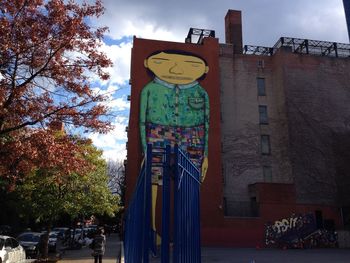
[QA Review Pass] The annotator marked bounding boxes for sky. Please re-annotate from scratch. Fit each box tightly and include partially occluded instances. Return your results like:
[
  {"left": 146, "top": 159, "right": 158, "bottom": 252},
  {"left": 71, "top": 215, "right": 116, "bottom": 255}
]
[{"left": 87, "top": 0, "right": 349, "bottom": 161}]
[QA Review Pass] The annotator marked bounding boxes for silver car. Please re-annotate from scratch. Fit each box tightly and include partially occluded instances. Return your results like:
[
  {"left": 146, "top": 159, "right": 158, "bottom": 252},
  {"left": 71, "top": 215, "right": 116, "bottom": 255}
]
[{"left": 0, "top": 235, "right": 26, "bottom": 263}]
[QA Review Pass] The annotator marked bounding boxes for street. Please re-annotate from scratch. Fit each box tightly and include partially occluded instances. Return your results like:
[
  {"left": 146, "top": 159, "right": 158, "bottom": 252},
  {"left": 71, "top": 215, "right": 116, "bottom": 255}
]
[{"left": 58, "top": 233, "right": 120, "bottom": 263}]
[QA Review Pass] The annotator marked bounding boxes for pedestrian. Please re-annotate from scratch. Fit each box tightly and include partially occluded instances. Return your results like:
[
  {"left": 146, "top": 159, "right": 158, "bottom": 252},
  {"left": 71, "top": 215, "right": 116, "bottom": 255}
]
[{"left": 90, "top": 228, "right": 106, "bottom": 263}]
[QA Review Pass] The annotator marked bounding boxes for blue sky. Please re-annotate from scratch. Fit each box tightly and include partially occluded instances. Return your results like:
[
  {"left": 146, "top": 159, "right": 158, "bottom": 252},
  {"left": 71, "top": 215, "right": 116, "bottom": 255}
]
[{"left": 87, "top": 0, "right": 349, "bottom": 161}]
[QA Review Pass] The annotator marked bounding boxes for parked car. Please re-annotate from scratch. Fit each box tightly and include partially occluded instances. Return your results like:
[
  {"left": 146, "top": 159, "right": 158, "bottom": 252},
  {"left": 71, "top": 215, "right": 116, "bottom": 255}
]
[
  {"left": 70, "top": 228, "right": 83, "bottom": 241},
  {"left": 48, "top": 232, "right": 58, "bottom": 252},
  {"left": 0, "top": 235, "right": 26, "bottom": 263},
  {"left": 52, "top": 227, "right": 70, "bottom": 241},
  {"left": 16, "top": 232, "right": 43, "bottom": 259}
]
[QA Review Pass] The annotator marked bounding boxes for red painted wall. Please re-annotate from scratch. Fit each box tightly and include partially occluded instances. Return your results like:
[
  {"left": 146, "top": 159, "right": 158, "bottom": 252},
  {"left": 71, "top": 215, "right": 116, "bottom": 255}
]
[{"left": 201, "top": 183, "right": 342, "bottom": 247}]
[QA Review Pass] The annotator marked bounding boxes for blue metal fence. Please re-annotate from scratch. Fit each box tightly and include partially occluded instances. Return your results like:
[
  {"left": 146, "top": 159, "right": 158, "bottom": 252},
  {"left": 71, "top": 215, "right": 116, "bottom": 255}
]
[
  {"left": 124, "top": 145, "right": 152, "bottom": 263},
  {"left": 124, "top": 144, "right": 201, "bottom": 263},
  {"left": 173, "top": 145, "right": 201, "bottom": 263}
]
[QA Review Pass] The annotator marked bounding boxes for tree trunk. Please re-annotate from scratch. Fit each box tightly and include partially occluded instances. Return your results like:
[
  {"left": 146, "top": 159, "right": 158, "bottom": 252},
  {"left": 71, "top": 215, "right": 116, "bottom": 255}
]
[{"left": 42, "top": 224, "right": 51, "bottom": 259}]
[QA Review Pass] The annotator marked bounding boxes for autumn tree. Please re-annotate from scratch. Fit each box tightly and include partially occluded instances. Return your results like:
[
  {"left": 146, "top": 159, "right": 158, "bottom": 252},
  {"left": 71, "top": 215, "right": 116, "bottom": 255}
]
[
  {"left": 0, "top": 0, "right": 113, "bottom": 183},
  {"left": 17, "top": 138, "right": 118, "bottom": 259}
]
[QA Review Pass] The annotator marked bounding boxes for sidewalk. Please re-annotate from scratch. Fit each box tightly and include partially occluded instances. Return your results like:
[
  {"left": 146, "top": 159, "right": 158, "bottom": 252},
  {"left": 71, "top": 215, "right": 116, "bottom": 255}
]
[
  {"left": 58, "top": 233, "right": 120, "bottom": 263},
  {"left": 134, "top": 244, "right": 350, "bottom": 263},
  {"left": 200, "top": 247, "right": 350, "bottom": 263},
  {"left": 57, "top": 234, "right": 350, "bottom": 263}
]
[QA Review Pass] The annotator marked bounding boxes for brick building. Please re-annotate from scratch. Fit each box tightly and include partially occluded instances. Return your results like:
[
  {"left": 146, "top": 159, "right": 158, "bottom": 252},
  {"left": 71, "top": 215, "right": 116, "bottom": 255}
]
[{"left": 125, "top": 9, "right": 350, "bottom": 247}]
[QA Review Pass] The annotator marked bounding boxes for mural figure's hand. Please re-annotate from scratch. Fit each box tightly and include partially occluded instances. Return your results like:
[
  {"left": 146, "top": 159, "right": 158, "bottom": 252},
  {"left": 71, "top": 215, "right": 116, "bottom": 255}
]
[{"left": 201, "top": 157, "right": 208, "bottom": 183}]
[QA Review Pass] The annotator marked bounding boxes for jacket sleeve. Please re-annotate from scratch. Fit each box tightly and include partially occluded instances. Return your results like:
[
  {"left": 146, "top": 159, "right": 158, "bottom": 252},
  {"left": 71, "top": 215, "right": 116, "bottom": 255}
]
[
  {"left": 139, "top": 85, "right": 149, "bottom": 154},
  {"left": 204, "top": 89, "right": 209, "bottom": 157}
]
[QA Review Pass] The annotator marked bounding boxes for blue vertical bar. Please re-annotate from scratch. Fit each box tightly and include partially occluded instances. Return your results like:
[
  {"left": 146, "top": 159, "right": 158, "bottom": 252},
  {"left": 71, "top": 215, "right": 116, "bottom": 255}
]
[
  {"left": 185, "top": 155, "right": 188, "bottom": 262},
  {"left": 172, "top": 147, "right": 202, "bottom": 263},
  {"left": 196, "top": 167, "right": 201, "bottom": 263},
  {"left": 343, "top": 0, "right": 350, "bottom": 41},
  {"left": 161, "top": 145, "right": 171, "bottom": 263},
  {"left": 144, "top": 144, "right": 153, "bottom": 263},
  {"left": 173, "top": 145, "right": 179, "bottom": 263},
  {"left": 124, "top": 163, "right": 147, "bottom": 263}
]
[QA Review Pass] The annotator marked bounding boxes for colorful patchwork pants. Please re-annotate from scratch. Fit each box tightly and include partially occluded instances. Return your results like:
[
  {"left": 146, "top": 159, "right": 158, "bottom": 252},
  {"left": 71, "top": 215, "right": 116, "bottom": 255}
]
[{"left": 146, "top": 122, "right": 205, "bottom": 184}]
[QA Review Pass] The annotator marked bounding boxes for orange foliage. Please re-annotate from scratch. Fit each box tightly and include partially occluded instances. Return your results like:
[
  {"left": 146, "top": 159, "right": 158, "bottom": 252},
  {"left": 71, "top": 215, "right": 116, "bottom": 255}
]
[
  {"left": 0, "top": 0, "right": 113, "bottom": 184},
  {"left": 0, "top": 0, "right": 112, "bottom": 134}
]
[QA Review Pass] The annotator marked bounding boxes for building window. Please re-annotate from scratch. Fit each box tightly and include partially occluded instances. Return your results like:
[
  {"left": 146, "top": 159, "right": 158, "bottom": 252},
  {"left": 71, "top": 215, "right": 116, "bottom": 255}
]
[
  {"left": 250, "top": 197, "right": 259, "bottom": 217},
  {"left": 259, "top": 105, "right": 268, "bottom": 124},
  {"left": 263, "top": 166, "right": 272, "bottom": 182},
  {"left": 223, "top": 197, "right": 228, "bottom": 216},
  {"left": 257, "top": 78, "right": 266, "bottom": 96},
  {"left": 261, "top": 135, "right": 271, "bottom": 155}
]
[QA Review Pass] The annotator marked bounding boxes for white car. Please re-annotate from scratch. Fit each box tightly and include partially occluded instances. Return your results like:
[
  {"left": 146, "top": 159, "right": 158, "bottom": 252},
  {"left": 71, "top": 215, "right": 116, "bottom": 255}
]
[{"left": 0, "top": 235, "right": 26, "bottom": 263}]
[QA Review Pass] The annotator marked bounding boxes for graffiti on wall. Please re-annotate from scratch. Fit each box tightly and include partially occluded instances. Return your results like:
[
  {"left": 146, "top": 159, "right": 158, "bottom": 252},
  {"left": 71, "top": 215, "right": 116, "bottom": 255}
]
[
  {"left": 140, "top": 50, "right": 210, "bottom": 183},
  {"left": 265, "top": 213, "right": 337, "bottom": 248}
]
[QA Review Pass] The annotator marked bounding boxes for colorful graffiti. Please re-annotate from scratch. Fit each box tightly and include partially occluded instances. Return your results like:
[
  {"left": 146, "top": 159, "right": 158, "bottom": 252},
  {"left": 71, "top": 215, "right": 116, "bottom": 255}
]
[
  {"left": 265, "top": 213, "right": 337, "bottom": 248},
  {"left": 140, "top": 50, "right": 210, "bottom": 182}
]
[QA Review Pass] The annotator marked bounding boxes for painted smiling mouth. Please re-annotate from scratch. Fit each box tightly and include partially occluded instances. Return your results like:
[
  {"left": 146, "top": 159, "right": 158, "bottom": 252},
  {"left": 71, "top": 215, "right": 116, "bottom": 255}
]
[{"left": 162, "top": 75, "right": 192, "bottom": 80}]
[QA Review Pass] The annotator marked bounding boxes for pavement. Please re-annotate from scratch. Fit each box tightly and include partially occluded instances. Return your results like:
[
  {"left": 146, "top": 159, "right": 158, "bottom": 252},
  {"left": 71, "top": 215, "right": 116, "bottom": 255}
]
[
  {"left": 200, "top": 247, "right": 350, "bottom": 263},
  {"left": 57, "top": 234, "right": 350, "bottom": 263},
  {"left": 58, "top": 233, "right": 120, "bottom": 263}
]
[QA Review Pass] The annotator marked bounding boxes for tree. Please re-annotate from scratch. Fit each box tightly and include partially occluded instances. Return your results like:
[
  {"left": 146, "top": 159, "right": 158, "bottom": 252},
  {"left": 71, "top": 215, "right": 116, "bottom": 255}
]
[
  {"left": 107, "top": 160, "right": 125, "bottom": 233},
  {"left": 0, "top": 0, "right": 113, "bottom": 183},
  {"left": 107, "top": 160, "right": 125, "bottom": 205},
  {"left": 17, "top": 138, "right": 118, "bottom": 259}
]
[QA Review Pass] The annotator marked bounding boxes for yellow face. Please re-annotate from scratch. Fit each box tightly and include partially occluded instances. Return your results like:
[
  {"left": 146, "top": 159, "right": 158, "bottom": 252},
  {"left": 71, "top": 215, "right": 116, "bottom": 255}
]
[{"left": 144, "top": 52, "right": 209, "bottom": 85}]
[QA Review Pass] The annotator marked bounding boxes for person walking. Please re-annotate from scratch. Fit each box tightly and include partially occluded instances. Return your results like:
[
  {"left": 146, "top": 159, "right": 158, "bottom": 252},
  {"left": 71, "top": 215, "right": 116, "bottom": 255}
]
[{"left": 90, "top": 228, "right": 106, "bottom": 263}]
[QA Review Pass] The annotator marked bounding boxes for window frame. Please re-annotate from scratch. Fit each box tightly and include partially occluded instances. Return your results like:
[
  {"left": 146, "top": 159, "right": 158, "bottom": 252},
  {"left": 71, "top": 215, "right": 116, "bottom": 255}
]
[
  {"left": 257, "top": 77, "right": 266, "bottom": 96},
  {"left": 263, "top": 166, "right": 272, "bottom": 182},
  {"left": 261, "top": 135, "right": 271, "bottom": 155},
  {"left": 259, "top": 105, "right": 269, "bottom": 124}
]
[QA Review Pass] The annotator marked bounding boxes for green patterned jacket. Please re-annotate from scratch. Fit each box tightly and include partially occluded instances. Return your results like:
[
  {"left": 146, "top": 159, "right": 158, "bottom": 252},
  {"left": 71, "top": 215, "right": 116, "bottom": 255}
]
[{"left": 140, "top": 77, "right": 209, "bottom": 156}]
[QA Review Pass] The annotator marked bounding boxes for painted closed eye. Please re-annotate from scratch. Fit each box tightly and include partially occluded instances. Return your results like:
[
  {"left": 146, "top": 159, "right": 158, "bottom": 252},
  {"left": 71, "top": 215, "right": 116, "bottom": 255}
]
[
  {"left": 153, "top": 61, "right": 163, "bottom": 64},
  {"left": 185, "top": 61, "right": 203, "bottom": 68}
]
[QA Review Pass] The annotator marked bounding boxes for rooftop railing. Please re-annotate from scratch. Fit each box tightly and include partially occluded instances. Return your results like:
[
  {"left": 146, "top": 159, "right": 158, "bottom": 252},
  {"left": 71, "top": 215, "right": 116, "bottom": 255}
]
[{"left": 244, "top": 37, "right": 350, "bottom": 58}]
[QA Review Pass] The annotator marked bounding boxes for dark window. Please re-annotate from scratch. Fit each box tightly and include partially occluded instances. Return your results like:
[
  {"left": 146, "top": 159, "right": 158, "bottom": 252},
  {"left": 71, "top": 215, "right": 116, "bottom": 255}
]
[
  {"left": 263, "top": 166, "right": 272, "bottom": 182},
  {"left": 223, "top": 197, "right": 228, "bottom": 216},
  {"left": 10, "top": 238, "right": 19, "bottom": 248},
  {"left": 257, "top": 78, "right": 266, "bottom": 96},
  {"left": 259, "top": 105, "right": 268, "bottom": 124},
  {"left": 250, "top": 197, "right": 259, "bottom": 217},
  {"left": 4, "top": 238, "right": 12, "bottom": 248},
  {"left": 315, "top": 210, "right": 324, "bottom": 229},
  {"left": 261, "top": 135, "right": 271, "bottom": 155}
]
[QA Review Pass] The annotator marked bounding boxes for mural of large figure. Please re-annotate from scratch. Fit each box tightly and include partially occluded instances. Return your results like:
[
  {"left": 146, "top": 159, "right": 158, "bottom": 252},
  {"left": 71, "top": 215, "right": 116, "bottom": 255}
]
[{"left": 140, "top": 50, "right": 210, "bottom": 182}]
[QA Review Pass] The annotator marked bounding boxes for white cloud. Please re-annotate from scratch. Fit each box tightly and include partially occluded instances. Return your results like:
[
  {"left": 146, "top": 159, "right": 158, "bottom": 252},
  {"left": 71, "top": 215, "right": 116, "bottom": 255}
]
[
  {"left": 87, "top": 36, "right": 132, "bottom": 161},
  {"left": 107, "top": 96, "right": 130, "bottom": 111},
  {"left": 99, "top": 41, "right": 133, "bottom": 85},
  {"left": 90, "top": 117, "right": 128, "bottom": 146},
  {"left": 108, "top": 19, "right": 182, "bottom": 42},
  {"left": 89, "top": 116, "right": 128, "bottom": 161},
  {"left": 91, "top": 83, "right": 130, "bottom": 112},
  {"left": 103, "top": 145, "right": 127, "bottom": 162},
  {"left": 95, "top": 0, "right": 348, "bottom": 46}
]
